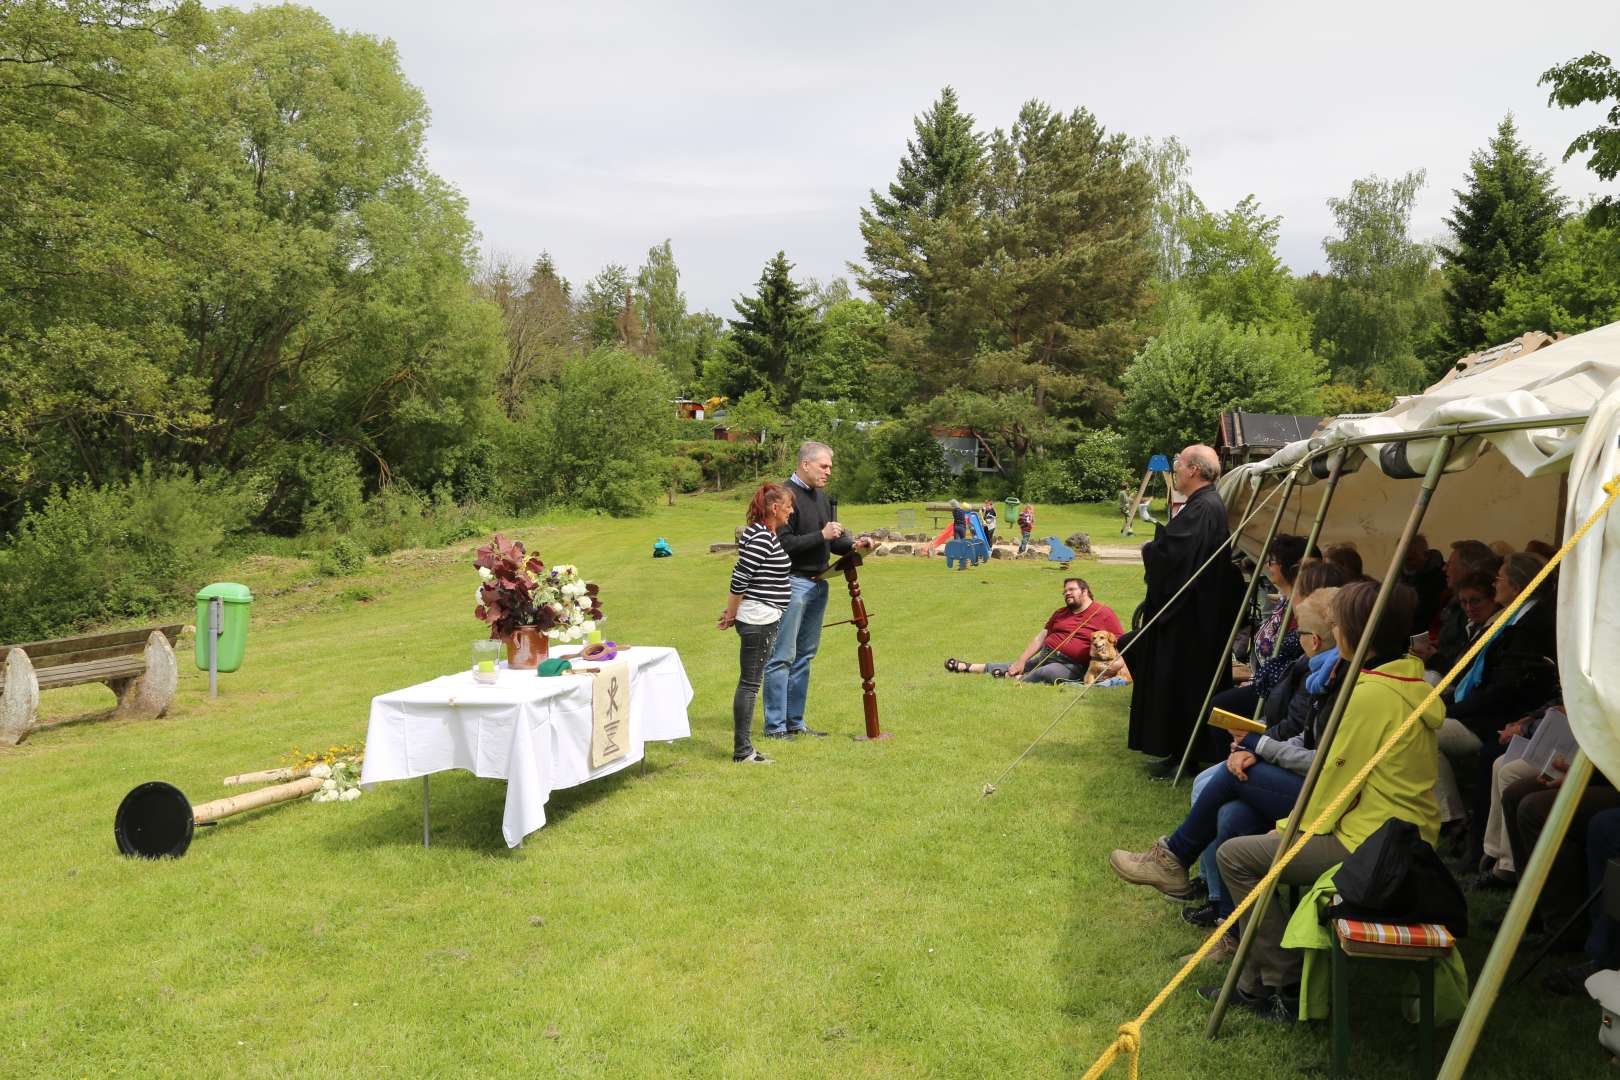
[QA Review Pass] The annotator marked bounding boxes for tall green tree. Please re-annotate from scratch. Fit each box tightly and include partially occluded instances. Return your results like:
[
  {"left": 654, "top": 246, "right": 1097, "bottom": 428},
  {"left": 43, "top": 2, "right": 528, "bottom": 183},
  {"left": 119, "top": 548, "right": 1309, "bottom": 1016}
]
[
  {"left": 1437, "top": 115, "right": 1564, "bottom": 355},
  {"left": 1541, "top": 51, "right": 1620, "bottom": 225},
  {"left": 722, "top": 251, "right": 821, "bottom": 404},
  {"left": 0, "top": 2, "right": 506, "bottom": 526},
  {"left": 1309, "top": 171, "right": 1440, "bottom": 390},
  {"left": 856, "top": 86, "right": 985, "bottom": 316},
  {"left": 1183, "top": 195, "right": 1301, "bottom": 330},
  {"left": 1481, "top": 213, "right": 1620, "bottom": 339},
  {"left": 930, "top": 100, "right": 1157, "bottom": 425},
  {"left": 635, "top": 239, "right": 695, "bottom": 384},
  {"left": 577, "top": 264, "right": 634, "bottom": 349},
  {"left": 1136, "top": 135, "right": 1202, "bottom": 282}
]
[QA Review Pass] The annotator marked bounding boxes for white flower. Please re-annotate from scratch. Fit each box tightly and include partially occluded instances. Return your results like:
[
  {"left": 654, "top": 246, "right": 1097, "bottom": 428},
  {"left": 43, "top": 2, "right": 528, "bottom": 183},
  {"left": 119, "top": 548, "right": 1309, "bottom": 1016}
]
[
  {"left": 478, "top": 566, "right": 494, "bottom": 582},
  {"left": 339, "top": 787, "right": 362, "bottom": 802},
  {"left": 321, "top": 778, "right": 337, "bottom": 792},
  {"left": 581, "top": 621, "right": 596, "bottom": 635},
  {"left": 312, "top": 790, "right": 336, "bottom": 803},
  {"left": 309, "top": 763, "right": 332, "bottom": 779}
]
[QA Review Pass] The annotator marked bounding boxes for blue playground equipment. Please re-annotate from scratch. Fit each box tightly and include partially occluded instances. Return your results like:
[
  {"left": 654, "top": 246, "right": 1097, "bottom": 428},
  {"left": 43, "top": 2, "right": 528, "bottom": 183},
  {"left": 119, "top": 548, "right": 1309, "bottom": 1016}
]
[
  {"left": 1045, "top": 536, "right": 1075, "bottom": 563},
  {"left": 1147, "top": 453, "right": 1170, "bottom": 473},
  {"left": 942, "top": 510, "right": 992, "bottom": 570}
]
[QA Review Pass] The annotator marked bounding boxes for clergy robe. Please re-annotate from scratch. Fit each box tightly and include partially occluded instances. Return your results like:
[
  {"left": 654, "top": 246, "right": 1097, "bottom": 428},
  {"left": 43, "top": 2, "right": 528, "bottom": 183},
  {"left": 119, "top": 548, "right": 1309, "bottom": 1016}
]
[{"left": 1127, "top": 482, "right": 1244, "bottom": 759}]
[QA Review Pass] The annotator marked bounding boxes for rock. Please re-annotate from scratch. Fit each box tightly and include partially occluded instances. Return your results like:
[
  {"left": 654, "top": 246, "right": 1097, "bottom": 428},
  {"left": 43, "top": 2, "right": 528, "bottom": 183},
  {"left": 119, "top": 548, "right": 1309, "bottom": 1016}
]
[
  {"left": 709, "top": 543, "right": 737, "bottom": 554},
  {"left": 1, "top": 647, "right": 39, "bottom": 747},
  {"left": 888, "top": 543, "right": 913, "bottom": 555},
  {"left": 1065, "top": 532, "right": 1093, "bottom": 555},
  {"left": 991, "top": 547, "right": 1011, "bottom": 559},
  {"left": 873, "top": 545, "right": 890, "bottom": 556}
]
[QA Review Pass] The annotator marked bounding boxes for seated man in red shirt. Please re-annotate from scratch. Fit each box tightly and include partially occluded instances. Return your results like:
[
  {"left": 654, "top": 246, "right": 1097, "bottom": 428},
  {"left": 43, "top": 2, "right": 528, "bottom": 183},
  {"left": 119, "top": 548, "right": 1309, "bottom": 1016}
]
[{"left": 945, "top": 577, "right": 1125, "bottom": 684}]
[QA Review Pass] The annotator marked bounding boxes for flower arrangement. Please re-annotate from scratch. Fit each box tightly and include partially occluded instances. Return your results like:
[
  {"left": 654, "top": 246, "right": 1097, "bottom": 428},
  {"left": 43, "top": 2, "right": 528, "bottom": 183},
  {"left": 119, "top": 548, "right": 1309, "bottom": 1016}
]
[
  {"left": 473, "top": 534, "right": 602, "bottom": 644},
  {"left": 283, "top": 744, "right": 364, "bottom": 803},
  {"left": 309, "top": 758, "right": 362, "bottom": 803}
]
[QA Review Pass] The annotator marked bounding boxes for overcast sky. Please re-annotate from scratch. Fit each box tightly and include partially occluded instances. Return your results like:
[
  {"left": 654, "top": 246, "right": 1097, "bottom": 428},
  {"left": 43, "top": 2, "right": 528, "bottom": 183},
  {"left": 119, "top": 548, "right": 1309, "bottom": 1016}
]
[{"left": 258, "top": 1, "right": 1617, "bottom": 314}]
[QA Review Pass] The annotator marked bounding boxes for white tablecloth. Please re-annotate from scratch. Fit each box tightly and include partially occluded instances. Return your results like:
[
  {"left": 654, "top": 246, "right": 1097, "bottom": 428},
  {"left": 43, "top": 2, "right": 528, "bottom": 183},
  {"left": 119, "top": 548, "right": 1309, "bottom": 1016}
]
[{"left": 359, "top": 645, "right": 692, "bottom": 846}]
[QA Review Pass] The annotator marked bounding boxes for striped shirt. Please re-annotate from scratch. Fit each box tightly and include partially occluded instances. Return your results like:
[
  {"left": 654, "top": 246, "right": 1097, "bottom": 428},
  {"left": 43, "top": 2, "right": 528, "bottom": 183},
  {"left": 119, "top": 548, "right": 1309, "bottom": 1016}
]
[{"left": 730, "top": 522, "right": 792, "bottom": 612}]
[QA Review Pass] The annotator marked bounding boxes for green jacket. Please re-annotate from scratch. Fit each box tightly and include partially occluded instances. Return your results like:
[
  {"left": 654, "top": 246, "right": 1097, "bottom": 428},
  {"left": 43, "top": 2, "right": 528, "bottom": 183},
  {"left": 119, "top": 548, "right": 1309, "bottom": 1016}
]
[{"left": 1291, "top": 656, "right": 1444, "bottom": 851}]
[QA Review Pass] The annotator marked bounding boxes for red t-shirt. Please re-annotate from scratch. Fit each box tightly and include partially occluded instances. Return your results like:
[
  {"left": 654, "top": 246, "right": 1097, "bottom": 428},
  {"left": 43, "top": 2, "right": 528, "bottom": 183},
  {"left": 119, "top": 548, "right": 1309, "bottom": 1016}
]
[{"left": 1042, "top": 603, "right": 1124, "bottom": 664}]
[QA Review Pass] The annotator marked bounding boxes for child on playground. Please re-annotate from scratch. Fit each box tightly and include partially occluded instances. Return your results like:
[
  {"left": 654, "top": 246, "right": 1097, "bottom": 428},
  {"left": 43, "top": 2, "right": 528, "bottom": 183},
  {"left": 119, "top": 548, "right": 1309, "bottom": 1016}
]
[{"left": 1017, "top": 502, "right": 1035, "bottom": 553}]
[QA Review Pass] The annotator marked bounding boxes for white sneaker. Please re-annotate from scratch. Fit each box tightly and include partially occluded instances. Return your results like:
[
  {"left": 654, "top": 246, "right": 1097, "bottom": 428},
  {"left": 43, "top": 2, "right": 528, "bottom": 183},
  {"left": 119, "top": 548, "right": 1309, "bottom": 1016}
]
[{"left": 733, "top": 752, "right": 774, "bottom": 765}]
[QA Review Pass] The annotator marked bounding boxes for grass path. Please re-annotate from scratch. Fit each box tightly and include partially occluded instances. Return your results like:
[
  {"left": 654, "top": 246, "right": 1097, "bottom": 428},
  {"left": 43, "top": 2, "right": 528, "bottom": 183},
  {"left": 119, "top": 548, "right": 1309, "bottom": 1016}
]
[{"left": 0, "top": 496, "right": 1590, "bottom": 1077}]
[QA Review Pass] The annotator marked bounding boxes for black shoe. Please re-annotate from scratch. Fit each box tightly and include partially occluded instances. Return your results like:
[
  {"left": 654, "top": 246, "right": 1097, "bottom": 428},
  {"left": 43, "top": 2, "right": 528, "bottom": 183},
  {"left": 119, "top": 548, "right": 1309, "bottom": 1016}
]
[
  {"left": 1145, "top": 756, "right": 1178, "bottom": 780},
  {"left": 1197, "top": 984, "right": 1267, "bottom": 1011},
  {"left": 1182, "top": 901, "right": 1222, "bottom": 929},
  {"left": 1259, "top": 986, "right": 1300, "bottom": 1023},
  {"left": 1544, "top": 960, "right": 1598, "bottom": 997},
  {"left": 787, "top": 726, "right": 828, "bottom": 738},
  {"left": 762, "top": 730, "right": 793, "bottom": 740},
  {"left": 1466, "top": 869, "right": 1515, "bottom": 892}
]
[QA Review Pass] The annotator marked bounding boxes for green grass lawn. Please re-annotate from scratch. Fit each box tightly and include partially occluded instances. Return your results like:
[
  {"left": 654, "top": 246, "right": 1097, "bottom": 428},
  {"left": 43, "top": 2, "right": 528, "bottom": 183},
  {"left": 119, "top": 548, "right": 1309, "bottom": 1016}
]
[{"left": 0, "top": 495, "right": 1595, "bottom": 1077}]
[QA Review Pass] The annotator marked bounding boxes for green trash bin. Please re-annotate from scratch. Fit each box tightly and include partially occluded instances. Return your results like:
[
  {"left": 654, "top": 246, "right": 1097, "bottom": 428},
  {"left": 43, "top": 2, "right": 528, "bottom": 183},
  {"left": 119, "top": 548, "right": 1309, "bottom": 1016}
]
[{"left": 195, "top": 582, "right": 253, "bottom": 674}]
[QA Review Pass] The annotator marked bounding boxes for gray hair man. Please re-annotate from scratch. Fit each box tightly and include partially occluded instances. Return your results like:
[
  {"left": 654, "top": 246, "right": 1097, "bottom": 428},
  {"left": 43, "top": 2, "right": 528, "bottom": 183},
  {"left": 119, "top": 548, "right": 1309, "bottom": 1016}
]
[
  {"left": 762, "top": 441, "right": 873, "bottom": 738},
  {"left": 1128, "top": 443, "right": 1243, "bottom": 776}
]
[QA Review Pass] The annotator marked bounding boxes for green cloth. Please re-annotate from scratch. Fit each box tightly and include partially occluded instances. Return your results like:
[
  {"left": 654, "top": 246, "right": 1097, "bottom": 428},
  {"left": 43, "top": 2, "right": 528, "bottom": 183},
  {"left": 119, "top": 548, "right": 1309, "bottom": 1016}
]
[
  {"left": 536, "top": 658, "right": 574, "bottom": 677},
  {"left": 1286, "top": 656, "right": 1445, "bottom": 851},
  {"left": 1282, "top": 866, "right": 1470, "bottom": 1023}
]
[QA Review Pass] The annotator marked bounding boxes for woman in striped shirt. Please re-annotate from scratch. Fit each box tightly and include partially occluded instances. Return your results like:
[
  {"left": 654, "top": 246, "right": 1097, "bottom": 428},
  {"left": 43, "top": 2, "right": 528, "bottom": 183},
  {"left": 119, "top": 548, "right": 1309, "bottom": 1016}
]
[{"left": 717, "top": 482, "right": 794, "bottom": 764}]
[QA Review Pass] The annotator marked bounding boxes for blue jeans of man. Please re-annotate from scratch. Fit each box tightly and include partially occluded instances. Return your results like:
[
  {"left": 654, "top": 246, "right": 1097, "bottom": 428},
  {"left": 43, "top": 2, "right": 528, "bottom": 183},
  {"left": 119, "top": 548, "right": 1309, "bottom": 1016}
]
[
  {"left": 763, "top": 576, "right": 829, "bottom": 734},
  {"left": 1170, "top": 761, "right": 1302, "bottom": 913}
]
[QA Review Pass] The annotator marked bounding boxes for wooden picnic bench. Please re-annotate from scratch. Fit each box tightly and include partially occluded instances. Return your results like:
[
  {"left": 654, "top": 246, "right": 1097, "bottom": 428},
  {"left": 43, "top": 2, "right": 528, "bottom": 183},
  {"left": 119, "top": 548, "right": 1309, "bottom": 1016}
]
[{"left": 1, "top": 624, "right": 183, "bottom": 746}]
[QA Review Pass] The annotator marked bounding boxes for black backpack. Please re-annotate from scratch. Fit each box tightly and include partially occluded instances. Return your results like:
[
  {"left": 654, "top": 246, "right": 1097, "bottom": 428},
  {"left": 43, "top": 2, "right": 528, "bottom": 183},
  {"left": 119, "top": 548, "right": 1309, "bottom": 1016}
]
[{"left": 1324, "top": 817, "right": 1468, "bottom": 937}]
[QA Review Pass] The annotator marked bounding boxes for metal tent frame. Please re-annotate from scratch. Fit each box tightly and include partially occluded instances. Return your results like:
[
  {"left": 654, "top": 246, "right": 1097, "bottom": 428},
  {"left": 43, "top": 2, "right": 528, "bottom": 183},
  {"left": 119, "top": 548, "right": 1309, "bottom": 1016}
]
[{"left": 1183, "top": 410, "right": 1599, "bottom": 1079}]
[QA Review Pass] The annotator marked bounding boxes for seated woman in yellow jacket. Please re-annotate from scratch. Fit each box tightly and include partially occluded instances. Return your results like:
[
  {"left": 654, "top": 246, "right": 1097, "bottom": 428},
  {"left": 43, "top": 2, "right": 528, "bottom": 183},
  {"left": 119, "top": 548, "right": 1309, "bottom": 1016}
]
[{"left": 1205, "top": 580, "right": 1444, "bottom": 1021}]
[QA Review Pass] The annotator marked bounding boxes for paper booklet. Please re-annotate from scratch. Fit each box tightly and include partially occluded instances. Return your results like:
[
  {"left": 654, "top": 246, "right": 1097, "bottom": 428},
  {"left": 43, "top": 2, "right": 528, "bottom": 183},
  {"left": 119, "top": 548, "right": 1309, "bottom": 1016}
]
[{"left": 1501, "top": 707, "right": 1577, "bottom": 780}]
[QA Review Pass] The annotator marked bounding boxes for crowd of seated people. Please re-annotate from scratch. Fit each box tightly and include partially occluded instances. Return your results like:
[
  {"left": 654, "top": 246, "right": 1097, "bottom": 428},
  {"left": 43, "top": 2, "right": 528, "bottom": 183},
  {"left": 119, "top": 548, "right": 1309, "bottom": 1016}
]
[{"left": 1103, "top": 529, "right": 1589, "bottom": 1025}]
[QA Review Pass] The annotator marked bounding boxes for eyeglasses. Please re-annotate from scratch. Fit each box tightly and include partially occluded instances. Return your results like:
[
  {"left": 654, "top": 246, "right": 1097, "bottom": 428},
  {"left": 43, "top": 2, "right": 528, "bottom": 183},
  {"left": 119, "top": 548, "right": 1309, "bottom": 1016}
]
[{"left": 1458, "top": 594, "right": 1491, "bottom": 607}]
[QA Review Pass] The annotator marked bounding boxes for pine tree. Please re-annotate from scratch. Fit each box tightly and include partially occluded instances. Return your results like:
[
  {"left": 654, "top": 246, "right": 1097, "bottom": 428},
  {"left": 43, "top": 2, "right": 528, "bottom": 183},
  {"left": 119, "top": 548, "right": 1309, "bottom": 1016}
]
[
  {"left": 1438, "top": 115, "right": 1564, "bottom": 353},
  {"left": 724, "top": 252, "right": 821, "bottom": 404},
  {"left": 856, "top": 86, "right": 985, "bottom": 315}
]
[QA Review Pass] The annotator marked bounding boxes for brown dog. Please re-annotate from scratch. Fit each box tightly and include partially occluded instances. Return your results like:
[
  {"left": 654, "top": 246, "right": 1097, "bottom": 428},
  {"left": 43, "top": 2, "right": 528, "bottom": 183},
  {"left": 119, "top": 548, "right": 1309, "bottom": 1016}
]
[{"left": 1085, "top": 629, "right": 1131, "bottom": 685}]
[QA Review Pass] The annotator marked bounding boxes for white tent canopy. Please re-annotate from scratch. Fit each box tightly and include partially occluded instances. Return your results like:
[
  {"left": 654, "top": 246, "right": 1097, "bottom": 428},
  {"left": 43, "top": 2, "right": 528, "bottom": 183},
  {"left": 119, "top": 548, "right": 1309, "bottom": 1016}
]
[{"left": 1216, "top": 319, "right": 1620, "bottom": 779}]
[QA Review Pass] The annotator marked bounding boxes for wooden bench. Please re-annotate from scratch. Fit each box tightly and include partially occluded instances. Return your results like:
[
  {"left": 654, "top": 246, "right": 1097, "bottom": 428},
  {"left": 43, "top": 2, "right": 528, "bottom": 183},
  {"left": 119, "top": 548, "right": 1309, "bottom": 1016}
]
[
  {"left": 1, "top": 624, "right": 183, "bottom": 746},
  {"left": 1329, "top": 917, "right": 1455, "bottom": 1077}
]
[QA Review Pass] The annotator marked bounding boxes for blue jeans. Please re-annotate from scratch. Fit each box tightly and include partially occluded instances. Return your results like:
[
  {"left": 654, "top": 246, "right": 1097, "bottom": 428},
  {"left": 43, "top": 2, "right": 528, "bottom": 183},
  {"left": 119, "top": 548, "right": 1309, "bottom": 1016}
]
[
  {"left": 1189, "top": 765, "right": 1267, "bottom": 913},
  {"left": 1587, "top": 807, "right": 1620, "bottom": 968},
  {"left": 763, "top": 576, "right": 829, "bottom": 734},
  {"left": 1170, "top": 761, "right": 1302, "bottom": 912}
]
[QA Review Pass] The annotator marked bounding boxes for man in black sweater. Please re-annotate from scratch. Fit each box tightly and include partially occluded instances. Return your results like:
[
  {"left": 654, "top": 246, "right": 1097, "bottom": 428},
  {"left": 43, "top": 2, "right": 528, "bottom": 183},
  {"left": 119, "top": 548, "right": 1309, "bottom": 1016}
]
[{"left": 763, "top": 440, "right": 873, "bottom": 738}]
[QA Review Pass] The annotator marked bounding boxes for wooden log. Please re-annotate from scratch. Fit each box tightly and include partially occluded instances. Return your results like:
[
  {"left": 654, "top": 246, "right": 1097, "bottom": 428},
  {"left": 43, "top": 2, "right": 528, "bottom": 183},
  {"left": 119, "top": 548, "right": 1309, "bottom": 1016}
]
[
  {"left": 192, "top": 775, "right": 324, "bottom": 823},
  {"left": 222, "top": 764, "right": 311, "bottom": 787},
  {"left": 114, "top": 631, "right": 178, "bottom": 720}
]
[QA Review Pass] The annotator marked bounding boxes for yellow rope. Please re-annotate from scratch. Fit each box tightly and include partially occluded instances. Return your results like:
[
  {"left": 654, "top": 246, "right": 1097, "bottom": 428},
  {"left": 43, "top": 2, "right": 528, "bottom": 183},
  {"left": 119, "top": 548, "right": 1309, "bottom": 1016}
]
[{"left": 1080, "top": 469, "right": 1620, "bottom": 1079}]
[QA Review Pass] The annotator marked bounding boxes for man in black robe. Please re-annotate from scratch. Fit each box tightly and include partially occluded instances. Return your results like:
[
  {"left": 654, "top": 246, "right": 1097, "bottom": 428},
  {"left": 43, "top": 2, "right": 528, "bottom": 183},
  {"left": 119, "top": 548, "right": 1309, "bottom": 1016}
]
[{"left": 1127, "top": 444, "right": 1243, "bottom": 777}]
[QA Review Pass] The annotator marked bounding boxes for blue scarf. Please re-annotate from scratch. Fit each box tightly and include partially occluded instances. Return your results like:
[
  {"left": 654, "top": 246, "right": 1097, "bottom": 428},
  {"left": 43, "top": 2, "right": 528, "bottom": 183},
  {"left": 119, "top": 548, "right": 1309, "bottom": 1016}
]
[
  {"left": 1455, "top": 602, "right": 1532, "bottom": 702},
  {"left": 1306, "top": 647, "right": 1340, "bottom": 695}
]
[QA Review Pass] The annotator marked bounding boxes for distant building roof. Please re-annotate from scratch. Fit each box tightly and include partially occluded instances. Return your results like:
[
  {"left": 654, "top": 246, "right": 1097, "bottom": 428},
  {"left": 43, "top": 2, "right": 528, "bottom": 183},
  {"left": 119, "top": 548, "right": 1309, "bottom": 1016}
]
[
  {"left": 1217, "top": 411, "right": 1324, "bottom": 462},
  {"left": 1431, "top": 330, "right": 1561, "bottom": 388}
]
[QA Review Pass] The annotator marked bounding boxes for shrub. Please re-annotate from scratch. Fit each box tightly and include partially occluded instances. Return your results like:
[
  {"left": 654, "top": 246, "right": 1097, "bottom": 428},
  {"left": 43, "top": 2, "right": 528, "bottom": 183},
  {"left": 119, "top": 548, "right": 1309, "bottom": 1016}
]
[
  {"left": 669, "top": 455, "right": 704, "bottom": 494},
  {"left": 0, "top": 470, "right": 252, "bottom": 641},
  {"left": 1117, "top": 310, "right": 1325, "bottom": 460},
  {"left": 253, "top": 441, "right": 366, "bottom": 536},
  {"left": 1068, "top": 428, "right": 1134, "bottom": 502},
  {"left": 316, "top": 537, "right": 367, "bottom": 576},
  {"left": 868, "top": 424, "right": 950, "bottom": 502}
]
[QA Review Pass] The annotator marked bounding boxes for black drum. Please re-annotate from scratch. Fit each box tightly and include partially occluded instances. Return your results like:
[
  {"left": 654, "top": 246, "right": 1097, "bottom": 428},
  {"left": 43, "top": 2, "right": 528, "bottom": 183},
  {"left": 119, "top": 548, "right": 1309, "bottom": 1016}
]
[{"left": 114, "top": 781, "right": 195, "bottom": 858}]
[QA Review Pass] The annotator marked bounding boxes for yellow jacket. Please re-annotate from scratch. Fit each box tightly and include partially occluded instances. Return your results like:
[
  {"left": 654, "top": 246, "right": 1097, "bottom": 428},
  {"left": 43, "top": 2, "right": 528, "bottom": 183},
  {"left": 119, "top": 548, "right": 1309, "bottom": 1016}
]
[{"left": 1293, "top": 656, "right": 1444, "bottom": 850}]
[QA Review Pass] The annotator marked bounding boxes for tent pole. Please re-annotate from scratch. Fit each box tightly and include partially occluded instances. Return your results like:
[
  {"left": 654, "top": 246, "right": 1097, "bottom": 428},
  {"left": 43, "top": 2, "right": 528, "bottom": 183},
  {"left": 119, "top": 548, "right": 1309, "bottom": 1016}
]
[
  {"left": 1438, "top": 750, "right": 1595, "bottom": 1078},
  {"left": 1208, "top": 435, "right": 1453, "bottom": 1039},
  {"left": 1171, "top": 468, "right": 1300, "bottom": 786}
]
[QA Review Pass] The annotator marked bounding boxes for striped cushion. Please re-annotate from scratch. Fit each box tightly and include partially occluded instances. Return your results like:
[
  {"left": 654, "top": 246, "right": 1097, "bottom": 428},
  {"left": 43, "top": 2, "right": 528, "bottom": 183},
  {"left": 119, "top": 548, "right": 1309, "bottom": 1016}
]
[{"left": 1333, "top": 918, "right": 1454, "bottom": 950}]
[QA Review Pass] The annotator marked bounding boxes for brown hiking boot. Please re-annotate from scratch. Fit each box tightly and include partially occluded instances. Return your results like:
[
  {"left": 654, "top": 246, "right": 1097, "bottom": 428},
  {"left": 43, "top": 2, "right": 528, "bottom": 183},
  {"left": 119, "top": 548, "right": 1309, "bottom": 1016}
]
[
  {"left": 1180, "top": 931, "right": 1239, "bottom": 968},
  {"left": 1108, "top": 837, "right": 1193, "bottom": 900}
]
